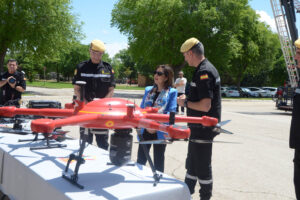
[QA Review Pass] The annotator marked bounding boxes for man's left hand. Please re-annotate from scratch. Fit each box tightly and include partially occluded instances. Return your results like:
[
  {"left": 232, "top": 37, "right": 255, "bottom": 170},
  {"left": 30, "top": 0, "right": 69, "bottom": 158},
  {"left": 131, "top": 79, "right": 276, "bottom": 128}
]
[{"left": 177, "top": 94, "right": 186, "bottom": 107}]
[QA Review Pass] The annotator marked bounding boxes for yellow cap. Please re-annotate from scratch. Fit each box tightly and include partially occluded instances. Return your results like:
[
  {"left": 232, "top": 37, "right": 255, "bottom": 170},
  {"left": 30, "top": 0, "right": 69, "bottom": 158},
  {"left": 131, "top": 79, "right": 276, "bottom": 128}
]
[
  {"left": 295, "top": 38, "right": 300, "bottom": 49},
  {"left": 91, "top": 39, "right": 106, "bottom": 52},
  {"left": 180, "top": 37, "right": 200, "bottom": 53}
]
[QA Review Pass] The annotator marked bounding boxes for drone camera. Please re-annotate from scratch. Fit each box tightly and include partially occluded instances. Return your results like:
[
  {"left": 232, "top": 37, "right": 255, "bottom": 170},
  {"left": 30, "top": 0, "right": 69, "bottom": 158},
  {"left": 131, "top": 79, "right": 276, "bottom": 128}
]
[{"left": 109, "top": 129, "right": 133, "bottom": 166}]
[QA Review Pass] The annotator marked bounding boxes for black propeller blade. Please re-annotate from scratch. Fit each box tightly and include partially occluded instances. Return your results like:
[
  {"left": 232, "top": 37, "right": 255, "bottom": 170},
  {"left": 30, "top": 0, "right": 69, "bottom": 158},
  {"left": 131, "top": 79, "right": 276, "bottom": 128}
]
[{"left": 190, "top": 139, "right": 241, "bottom": 144}]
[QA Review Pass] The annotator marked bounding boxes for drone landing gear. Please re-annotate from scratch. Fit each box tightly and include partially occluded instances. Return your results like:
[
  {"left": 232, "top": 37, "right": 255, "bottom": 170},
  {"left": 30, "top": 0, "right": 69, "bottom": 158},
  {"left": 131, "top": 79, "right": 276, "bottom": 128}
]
[
  {"left": 140, "top": 143, "right": 162, "bottom": 186},
  {"left": 18, "top": 132, "right": 67, "bottom": 150},
  {"left": 62, "top": 128, "right": 88, "bottom": 189}
]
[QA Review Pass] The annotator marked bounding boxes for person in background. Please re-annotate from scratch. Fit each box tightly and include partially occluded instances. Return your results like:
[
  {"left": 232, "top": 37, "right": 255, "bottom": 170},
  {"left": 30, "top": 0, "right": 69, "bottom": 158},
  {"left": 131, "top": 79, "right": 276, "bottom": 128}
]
[
  {"left": 290, "top": 38, "right": 300, "bottom": 200},
  {"left": 174, "top": 71, "right": 187, "bottom": 115},
  {"left": 72, "top": 39, "right": 115, "bottom": 150},
  {"left": 177, "top": 37, "right": 221, "bottom": 200},
  {"left": 137, "top": 64, "right": 177, "bottom": 172},
  {"left": 0, "top": 59, "right": 26, "bottom": 107}
]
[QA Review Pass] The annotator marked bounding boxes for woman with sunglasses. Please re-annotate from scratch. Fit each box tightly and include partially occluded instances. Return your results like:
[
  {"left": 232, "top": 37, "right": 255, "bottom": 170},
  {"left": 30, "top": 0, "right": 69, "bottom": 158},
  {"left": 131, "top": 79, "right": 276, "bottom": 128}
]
[{"left": 137, "top": 64, "right": 177, "bottom": 172}]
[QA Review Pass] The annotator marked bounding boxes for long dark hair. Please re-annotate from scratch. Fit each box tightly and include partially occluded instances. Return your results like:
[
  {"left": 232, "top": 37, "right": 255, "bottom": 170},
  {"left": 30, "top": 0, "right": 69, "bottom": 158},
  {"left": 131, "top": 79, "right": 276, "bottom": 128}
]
[{"left": 151, "top": 64, "right": 174, "bottom": 93}]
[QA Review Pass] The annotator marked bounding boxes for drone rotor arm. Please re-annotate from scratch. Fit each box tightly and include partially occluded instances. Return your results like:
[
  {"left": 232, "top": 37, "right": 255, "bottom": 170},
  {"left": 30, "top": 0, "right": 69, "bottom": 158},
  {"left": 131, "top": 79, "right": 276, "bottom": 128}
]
[
  {"left": 31, "top": 114, "right": 99, "bottom": 133},
  {"left": 144, "top": 114, "right": 218, "bottom": 127},
  {"left": 0, "top": 107, "right": 73, "bottom": 118},
  {"left": 132, "top": 118, "right": 190, "bottom": 139}
]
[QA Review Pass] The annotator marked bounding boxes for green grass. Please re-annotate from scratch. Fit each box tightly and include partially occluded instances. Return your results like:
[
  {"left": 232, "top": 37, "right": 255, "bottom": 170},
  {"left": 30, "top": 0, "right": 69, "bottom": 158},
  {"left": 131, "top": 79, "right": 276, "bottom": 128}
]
[
  {"left": 115, "top": 85, "right": 144, "bottom": 90},
  {"left": 26, "top": 80, "right": 145, "bottom": 90},
  {"left": 27, "top": 81, "right": 73, "bottom": 88}
]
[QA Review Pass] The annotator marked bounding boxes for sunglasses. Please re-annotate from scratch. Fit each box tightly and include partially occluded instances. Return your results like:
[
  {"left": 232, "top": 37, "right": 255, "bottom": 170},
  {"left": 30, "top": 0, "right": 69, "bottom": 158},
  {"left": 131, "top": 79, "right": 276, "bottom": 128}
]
[
  {"left": 154, "top": 71, "right": 164, "bottom": 76},
  {"left": 90, "top": 49, "right": 103, "bottom": 55}
]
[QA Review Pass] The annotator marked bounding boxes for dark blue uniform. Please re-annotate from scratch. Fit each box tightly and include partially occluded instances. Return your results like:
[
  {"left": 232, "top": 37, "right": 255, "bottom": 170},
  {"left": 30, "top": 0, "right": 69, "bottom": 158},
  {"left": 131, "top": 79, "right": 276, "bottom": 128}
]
[
  {"left": 290, "top": 86, "right": 300, "bottom": 199},
  {"left": 0, "top": 71, "right": 26, "bottom": 107},
  {"left": 185, "top": 59, "right": 221, "bottom": 200},
  {"left": 72, "top": 59, "right": 115, "bottom": 150}
]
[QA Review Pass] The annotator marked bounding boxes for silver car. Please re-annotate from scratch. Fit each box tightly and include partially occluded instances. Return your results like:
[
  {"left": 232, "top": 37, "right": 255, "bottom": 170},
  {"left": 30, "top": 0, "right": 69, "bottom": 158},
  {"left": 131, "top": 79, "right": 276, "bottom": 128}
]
[
  {"left": 262, "top": 87, "right": 277, "bottom": 97},
  {"left": 224, "top": 87, "right": 240, "bottom": 97},
  {"left": 247, "top": 87, "right": 268, "bottom": 97}
]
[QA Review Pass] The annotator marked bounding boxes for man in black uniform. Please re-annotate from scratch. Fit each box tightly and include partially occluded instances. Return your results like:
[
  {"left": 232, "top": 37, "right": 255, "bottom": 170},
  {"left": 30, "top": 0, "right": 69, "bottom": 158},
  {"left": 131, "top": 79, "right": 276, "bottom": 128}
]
[
  {"left": 290, "top": 38, "right": 300, "bottom": 200},
  {"left": 72, "top": 39, "right": 115, "bottom": 150},
  {"left": 0, "top": 59, "right": 26, "bottom": 107},
  {"left": 177, "top": 38, "right": 221, "bottom": 200}
]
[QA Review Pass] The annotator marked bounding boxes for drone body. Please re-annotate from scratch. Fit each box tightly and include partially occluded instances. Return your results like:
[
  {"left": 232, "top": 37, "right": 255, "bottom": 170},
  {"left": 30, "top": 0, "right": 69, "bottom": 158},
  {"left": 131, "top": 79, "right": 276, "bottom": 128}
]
[{"left": 0, "top": 98, "right": 218, "bottom": 140}]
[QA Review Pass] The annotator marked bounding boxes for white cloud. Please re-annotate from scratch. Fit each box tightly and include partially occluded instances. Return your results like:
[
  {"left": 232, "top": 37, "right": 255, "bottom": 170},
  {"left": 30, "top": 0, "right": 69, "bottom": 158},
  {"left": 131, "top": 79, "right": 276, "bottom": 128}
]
[
  {"left": 256, "top": 10, "right": 277, "bottom": 32},
  {"left": 101, "top": 29, "right": 109, "bottom": 35},
  {"left": 105, "top": 42, "right": 128, "bottom": 58}
]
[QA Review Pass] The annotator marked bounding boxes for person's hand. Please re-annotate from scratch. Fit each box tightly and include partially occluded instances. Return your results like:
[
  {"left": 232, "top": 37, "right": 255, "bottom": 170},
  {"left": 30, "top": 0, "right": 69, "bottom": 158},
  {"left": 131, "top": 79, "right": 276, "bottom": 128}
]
[
  {"left": 7, "top": 76, "right": 16, "bottom": 89},
  {"left": 177, "top": 94, "right": 186, "bottom": 107},
  {"left": 146, "top": 128, "right": 156, "bottom": 134}
]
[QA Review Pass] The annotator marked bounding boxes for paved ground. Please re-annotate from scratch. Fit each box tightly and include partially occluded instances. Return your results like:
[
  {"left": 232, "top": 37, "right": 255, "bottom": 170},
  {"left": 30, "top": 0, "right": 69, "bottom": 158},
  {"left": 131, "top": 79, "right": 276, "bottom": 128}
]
[{"left": 22, "top": 87, "right": 296, "bottom": 200}]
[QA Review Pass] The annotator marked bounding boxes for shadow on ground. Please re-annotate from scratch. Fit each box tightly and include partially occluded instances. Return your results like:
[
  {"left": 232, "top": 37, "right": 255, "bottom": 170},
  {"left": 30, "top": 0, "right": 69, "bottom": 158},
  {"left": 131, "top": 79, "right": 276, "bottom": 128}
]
[
  {"left": 24, "top": 91, "right": 49, "bottom": 96},
  {"left": 237, "top": 111, "right": 292, "bottom": 116},
  {"left": 113, "top": 93, "right": 143, "bottom": 99}
]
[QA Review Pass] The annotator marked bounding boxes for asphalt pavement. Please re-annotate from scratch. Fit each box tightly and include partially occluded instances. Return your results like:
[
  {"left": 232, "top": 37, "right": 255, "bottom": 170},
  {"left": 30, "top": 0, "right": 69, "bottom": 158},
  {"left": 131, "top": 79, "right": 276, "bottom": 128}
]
[{"left": 22, "top": 87, "right": 296, "bottom": 200}]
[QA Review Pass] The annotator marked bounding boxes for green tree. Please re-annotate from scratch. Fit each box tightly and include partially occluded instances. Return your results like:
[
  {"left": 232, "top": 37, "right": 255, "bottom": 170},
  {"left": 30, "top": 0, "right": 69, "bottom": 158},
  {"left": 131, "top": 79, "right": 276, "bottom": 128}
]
[
  {"left": 61, "top": 43, "right": 90, "bottom": 81},
  {"left": 111, "top": 0, "right": 281, "bottom": 86},
  {"left": 113, "top": 49, "right": 137, "bottom": 84},
  {"left": 0, "top": 0, "right": 82, "bottom": 72},
  {"left": 227, "top": 8, "right": 279, "bottom": 86},
  {"left": 111, "top": 0, "right": 249, "bottom": 74}
]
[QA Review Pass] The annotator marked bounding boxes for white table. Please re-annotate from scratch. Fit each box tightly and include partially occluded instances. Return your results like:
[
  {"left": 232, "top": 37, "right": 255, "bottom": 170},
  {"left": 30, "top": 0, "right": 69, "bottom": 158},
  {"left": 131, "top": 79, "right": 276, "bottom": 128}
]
[{"left": 0, "top": 133, "right": 190, "bottom": 200}]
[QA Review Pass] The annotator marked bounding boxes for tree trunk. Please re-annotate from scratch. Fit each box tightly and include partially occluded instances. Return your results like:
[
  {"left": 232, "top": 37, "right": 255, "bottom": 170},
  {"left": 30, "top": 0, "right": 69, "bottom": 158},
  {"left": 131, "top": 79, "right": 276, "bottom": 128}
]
[
  {"left": 173, "top": 62, "right": 186, "bottom": 81},
  {"left": 56, "top": 63, "right": 60, "bottom": 82},
  {"left": 0, "top": 46, "right": 8, "bottom": 73}
]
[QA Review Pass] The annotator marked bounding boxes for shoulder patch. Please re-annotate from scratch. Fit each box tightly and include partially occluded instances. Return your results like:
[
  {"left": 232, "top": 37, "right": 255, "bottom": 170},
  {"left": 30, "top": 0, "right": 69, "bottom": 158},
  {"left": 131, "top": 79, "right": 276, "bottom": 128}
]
[
  {"left": 74, "top": 69, "right": 77, "bottom": 75},
  {"left": 200, "top": 74, "right": 208, "bottom": 80}
]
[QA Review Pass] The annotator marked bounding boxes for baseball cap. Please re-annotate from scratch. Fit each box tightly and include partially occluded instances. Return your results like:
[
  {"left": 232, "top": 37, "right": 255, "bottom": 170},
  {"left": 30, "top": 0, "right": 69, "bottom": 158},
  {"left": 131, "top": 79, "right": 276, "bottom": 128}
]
[
  {"left": 91, "top": 39, "right": 106, "bottom": 52},
  {"left": 180, "top": 37, "right": 200, "bottom": 53}
]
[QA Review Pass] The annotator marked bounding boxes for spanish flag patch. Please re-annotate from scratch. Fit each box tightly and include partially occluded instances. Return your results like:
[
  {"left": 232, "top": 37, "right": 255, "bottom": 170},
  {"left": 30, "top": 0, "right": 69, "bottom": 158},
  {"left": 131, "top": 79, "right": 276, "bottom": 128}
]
[
  {"left": 200, "top": 74, "right": 208, "bottom": 80},
  {"left": 112, "top": 69, "right": 115, "bottom": 74},
  {"left": 74, "top": 69, "right": 77, "bottom": 75}
]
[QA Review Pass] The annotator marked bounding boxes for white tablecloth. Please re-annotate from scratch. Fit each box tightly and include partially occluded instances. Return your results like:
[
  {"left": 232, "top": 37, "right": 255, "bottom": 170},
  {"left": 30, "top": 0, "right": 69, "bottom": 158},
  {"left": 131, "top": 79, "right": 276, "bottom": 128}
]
[{"left": 0, "top": 133, "right": 190, "bottom": 200}]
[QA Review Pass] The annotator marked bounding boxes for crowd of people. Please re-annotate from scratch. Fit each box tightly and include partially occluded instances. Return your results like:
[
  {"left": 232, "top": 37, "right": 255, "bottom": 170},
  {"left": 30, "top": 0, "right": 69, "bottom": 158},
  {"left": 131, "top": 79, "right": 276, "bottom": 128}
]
[{"left": 0, "top": 37, "right": 299, "bottom": 200}]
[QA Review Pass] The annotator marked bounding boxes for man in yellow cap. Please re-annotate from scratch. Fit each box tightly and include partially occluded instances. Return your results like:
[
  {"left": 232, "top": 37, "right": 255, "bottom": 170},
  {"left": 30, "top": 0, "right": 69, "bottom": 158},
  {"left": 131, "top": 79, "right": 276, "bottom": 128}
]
[
  {"left": 72, "top": 39, "right": 115, "bottom": 150},
  {"left": 290, "top": 38, "right": 300, "bottom": 200},
  {"left": 177, "top": 37, "right": 221, "bottom": 200}
]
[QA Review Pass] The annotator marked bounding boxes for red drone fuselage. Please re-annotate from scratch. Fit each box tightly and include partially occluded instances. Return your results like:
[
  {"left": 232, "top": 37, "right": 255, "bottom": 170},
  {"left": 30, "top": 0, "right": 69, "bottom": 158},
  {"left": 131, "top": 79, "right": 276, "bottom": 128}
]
[{"left": 0, "top": 98, "right": 218, "bottom": 139}]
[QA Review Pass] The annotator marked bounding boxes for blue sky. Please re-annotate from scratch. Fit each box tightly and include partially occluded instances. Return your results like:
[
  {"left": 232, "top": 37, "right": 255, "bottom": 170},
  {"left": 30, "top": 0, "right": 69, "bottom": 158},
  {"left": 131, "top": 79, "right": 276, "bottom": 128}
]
[{"left": 71, "top": 0, "right": 299, "bottom": 57}]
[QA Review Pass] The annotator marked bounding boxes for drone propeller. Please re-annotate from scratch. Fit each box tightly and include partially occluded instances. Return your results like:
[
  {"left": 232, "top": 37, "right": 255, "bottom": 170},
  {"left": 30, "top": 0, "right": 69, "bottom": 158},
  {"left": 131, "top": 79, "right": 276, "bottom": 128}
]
[
  {"left": 190, "top": 139, "right": 241, "bottom": 144},
  {"left": 218, "top": 120, "right": 231, "bottom": 126},
  {"left": 50, "top": 129, "right": 72, "bottom": 141},
  {"left": 135, "top": 119, "right": 235, "bottom": 145},
  {"left": 213, "top": 120, "right": 233, "bottom": 135}
]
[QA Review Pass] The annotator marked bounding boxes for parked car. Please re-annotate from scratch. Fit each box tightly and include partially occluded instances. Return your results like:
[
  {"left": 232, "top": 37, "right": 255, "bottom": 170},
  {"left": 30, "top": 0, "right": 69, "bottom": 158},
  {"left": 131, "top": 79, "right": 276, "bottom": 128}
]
[
  {"left": 221, "top": 87, "right": 228, "bottom": 97},
  {"left": 223, "top": 87, "right": 240, "bottom": 97},
  {"left": 240, "top": 87, "right": 259, "bottom": 97},
  {"left": 261, "top": 87, "right": 277, "bottom": 97},
  {"left": 247, "top": 87, "right": 268, "bottom": 97}
]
